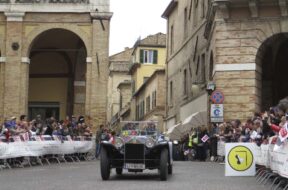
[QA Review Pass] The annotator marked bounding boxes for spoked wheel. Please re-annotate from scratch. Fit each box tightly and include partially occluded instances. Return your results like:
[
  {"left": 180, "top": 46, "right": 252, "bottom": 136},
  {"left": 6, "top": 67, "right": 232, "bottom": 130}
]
[
  {"left": 100, "top": 148, "right": 110, "bottom": 180},
  {"left": 116, "top": 168, "right": 123, "bottom": 175},
  {"left": 159, "top": 148, "right": 168, "bottom": 181}
]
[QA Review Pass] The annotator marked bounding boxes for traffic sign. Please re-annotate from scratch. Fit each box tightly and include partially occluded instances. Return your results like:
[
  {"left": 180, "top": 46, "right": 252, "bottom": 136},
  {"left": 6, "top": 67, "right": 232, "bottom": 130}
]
[
  {"left": 210, "top": 104, "right": 223, "bottom": 123},
  {"left": 210, "top": 90, "right": 224, "bottom": 104}
]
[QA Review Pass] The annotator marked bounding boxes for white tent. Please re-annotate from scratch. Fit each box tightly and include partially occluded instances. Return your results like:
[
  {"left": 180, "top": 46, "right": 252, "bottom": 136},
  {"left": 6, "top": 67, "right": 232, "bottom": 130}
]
[
  {"left": 166, "top": 123, "right": 182, "bottom": 140},
  {"left": 181, "top": 111, "right": 207, "bottom": 134}
]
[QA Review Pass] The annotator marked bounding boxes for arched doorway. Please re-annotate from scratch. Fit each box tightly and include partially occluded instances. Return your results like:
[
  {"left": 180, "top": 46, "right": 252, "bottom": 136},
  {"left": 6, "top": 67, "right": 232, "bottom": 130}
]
[
  {"left": 257, "top": 33, "right": 288, "bottom": 111},
  {"left": 28, "top": 29, "right": 87, "bottom": 121}
]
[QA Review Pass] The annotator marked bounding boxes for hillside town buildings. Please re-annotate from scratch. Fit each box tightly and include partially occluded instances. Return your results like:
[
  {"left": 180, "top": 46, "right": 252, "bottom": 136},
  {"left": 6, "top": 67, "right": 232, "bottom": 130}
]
[{"left": 109, "top": 33, "right": 166, "bottom": 131}]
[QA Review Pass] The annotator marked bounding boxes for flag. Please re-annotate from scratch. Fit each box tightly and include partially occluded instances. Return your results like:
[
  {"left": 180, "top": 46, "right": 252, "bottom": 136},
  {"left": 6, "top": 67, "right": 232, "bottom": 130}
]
[{"left": 201, "top": 134, "right": 209, "bottom": 143}]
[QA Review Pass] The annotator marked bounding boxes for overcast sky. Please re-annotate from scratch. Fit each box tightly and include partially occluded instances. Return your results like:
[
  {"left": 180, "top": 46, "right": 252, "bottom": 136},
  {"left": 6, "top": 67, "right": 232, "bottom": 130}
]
[{"left": 109, "top": 0, "right": 171, "bottom": 56}]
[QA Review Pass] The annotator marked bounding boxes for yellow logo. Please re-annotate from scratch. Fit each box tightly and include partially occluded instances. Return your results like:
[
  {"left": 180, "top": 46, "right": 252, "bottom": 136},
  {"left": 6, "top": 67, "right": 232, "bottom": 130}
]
[{"left": 228, "top": 145, "right": 253, "bottom": 171}]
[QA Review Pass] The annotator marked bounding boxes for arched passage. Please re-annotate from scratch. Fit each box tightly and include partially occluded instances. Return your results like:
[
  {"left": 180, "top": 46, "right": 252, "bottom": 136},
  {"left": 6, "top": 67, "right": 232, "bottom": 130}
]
[
  {"left": 257, "top": 33, "right": 288, "bottom": 111},
  {"left": 28, "top": 28, "right": 87, "bottom": 120}
]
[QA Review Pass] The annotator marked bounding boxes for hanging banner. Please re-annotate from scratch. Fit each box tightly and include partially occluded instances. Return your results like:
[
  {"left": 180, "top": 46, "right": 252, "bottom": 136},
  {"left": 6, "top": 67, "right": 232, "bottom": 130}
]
[{"left": 225, "top": 143, "right": 256, "bottom": 176}]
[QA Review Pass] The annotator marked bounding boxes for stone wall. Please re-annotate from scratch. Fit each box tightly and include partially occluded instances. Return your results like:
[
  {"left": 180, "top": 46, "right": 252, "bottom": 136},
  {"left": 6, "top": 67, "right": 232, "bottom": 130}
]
[{"left": 210, "top": 1, "right": 288, "bottom": 121}]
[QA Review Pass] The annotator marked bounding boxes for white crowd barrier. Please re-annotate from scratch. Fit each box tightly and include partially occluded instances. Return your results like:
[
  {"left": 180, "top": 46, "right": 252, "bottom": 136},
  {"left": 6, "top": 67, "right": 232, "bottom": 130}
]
[
  {"left": 254, "top": 136, "right": 288, "bottom": 178},
  {"left": 0, "top": 135, "right": 93, "bottom": 159},
  {"left": 217, "top": 139, "right": 225, "bottom": 157},
  {"left": 217, "top": 136, "right": 288, "bottom": 178}
]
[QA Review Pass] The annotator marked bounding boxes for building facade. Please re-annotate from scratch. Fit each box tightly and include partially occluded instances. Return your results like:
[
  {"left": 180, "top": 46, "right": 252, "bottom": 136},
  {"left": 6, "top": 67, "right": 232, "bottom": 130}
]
[
  {"left": 205, "top": 0, "right": 288, "bottom": 120},
  {"left": 134, "top": 69, "right": 166, "bottom": 132},
  {"left": 164, "top": 0, "right": 288, "bottom": 129},
  {"left": 107, "top": 48, "right": 132, "bottom": 123},
  {"left": 110, "top": 33, "right": 167, "bottom": 131},
  {"left": 163, "top": 0, "right": 210, "bottom": 130},
  {"left": 0, "top": 0, "right": 112, "bottom": 129},
  {"left": 129, "top": 33, "right": 166, "bottom": 93}
]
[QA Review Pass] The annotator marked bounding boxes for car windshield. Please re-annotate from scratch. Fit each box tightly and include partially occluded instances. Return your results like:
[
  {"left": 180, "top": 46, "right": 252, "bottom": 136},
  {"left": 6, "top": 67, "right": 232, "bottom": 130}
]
[{"left": 120, "top": 121, "right": 158, "bottom": 137}]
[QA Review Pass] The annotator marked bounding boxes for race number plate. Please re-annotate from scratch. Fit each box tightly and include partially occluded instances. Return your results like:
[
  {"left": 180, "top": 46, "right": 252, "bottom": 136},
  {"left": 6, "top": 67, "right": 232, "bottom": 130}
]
[{"left": 125, "top": 163, "right": 145, "bottom": 169}]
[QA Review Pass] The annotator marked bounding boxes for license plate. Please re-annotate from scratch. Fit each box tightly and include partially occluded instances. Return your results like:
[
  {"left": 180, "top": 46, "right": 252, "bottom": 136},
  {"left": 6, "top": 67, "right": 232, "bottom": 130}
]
[{"left": 125, "top": 163, "right": 145, "bottom": 169}]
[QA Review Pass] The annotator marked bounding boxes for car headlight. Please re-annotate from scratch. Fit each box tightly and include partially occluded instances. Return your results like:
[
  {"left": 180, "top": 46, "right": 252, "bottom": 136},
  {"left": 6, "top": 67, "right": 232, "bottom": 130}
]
[
  {"left": 114, "top": 137, "right": 124, "bottom": 149},
  {"left": 145, "top": 137, "right": 155, "bottom": 148}
]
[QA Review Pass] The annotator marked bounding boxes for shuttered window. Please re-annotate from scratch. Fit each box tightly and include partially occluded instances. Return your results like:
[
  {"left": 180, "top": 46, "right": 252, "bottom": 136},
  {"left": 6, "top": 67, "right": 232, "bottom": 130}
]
[{"left": 139, "top": 49, "right": 158, "bottom": 64}]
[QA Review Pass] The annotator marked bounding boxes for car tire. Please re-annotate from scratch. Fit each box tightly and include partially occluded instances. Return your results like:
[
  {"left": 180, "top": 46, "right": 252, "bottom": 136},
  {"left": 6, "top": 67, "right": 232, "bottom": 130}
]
[
  {"left": 100, "top": 148, "right": 110, "bottom": 180},
  {"left": 116, "top": 168, "right": 123, "bottom": 175},
  {"left": 168, "top": 164, "right": 173, "bottom": 175},
  {"left": 160, "top": 148, "right": 168, "bottom": 181}
]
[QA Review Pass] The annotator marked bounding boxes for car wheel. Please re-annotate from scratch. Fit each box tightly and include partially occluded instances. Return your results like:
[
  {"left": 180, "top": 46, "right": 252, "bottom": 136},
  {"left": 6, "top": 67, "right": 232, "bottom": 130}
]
[
  {"left": 116, "top": 168, "right": 123, "bottom": 175},
  {"left": 100, "top": 148, "right": 110, "bottom": 180},
  {"left": 160, "top": 148, "right": 168, "bottom": 181},
  {"left": 168, "top": 164, "right": 173, "bottom": 175}
]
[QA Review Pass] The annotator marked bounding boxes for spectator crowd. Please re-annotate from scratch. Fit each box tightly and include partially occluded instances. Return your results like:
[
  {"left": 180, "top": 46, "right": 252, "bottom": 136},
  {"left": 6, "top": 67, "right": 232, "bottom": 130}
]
[
  {"left": 174, "top": 98, "right": 288, "bottom": 162},
  {"left": 0, "top": 114, "right": 93, "bottom": 141}
]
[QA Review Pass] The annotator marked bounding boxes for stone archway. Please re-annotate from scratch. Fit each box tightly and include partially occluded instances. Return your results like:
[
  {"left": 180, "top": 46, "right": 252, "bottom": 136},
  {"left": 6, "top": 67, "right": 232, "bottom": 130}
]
[
  {"left": 28, "top": 28, "right": 88, "bottom": 120},
  {"left": 23, "top": 24, "right": 91, "bottom": 58},
  {"left": 256, "top": 33, "right": 288, "bottom": 111}
]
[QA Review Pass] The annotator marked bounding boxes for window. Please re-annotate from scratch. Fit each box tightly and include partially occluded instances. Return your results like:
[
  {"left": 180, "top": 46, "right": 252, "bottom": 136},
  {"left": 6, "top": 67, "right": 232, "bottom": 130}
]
[
  {"left": 152, "top": 91, "right": 157, "bottom": 109},
  {"left": 136, "top": 104, "right": 139, "bottom": 120},
  {"left": 169, "top": 81, "right": 173, "bottom": 105},
  {"left": 201, "top": 0, "right": 205, "bottom": 18},
  {"left": 120, "top": 94, "right": 123, "bottom": 110},
  {"left": 201, "top": 53, "right": 206, "bottom": 83},
  {"left": 196, "top": 56, "right": 200, "bottom": 75},
  {"left": 183, "top": 69, "right": 187, "bottom": 95},
  {"left": 132, "top": 80, "right": 135, "bottom": 94},
  {"left": 141, "top": 100, "right": 145, "bottom": 119},
  {"left": 170, "top": 25, "right": 174, "bottom": 55},
  {"left": 146, "top": 96, "right": 151, "bottom": 113},
  {"left": 137, "top": 100, "right": 145, "bottom": 120},
  {"left": 140, "top": 50, "right": 158, "bottom": 64},
  {"left": 188, "top": 0, "right": 193, "bottom": 20},
  {"left": 184, "top": 7, "right": 188, "bottom": 40},
  {"left": 193, "top": 0, "right": 198, "bottom": 26},
  {"left": 209, "top": 51, "right": 214, "bottom": 80}
]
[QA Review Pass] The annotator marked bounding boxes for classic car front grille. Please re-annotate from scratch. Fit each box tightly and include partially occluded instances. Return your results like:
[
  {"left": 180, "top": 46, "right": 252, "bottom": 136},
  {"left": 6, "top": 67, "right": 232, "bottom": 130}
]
[{"left": 124, "top": 144, "right": 144, "bottom": 162}]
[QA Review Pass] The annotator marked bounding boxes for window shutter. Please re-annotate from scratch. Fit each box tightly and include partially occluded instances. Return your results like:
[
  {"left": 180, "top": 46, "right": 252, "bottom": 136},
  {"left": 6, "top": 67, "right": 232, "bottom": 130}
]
[
  {"left": 140, "top": 49, "right": 144, "bottom": 63},
  {"left": 153, "top": 50, "right": 158, "bottom": 64}
]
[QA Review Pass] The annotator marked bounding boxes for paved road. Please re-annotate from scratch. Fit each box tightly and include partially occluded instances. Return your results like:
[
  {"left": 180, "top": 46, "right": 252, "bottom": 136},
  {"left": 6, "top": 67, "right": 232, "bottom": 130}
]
[{"left": 0, "top": 161, "right": 268, "bottom": 190}]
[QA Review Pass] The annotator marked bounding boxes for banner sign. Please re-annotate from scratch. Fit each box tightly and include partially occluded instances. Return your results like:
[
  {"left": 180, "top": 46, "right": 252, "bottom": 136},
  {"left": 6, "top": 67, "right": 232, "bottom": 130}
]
[
  {"left": 0, "top": 135, "right": 93, "bottom": 159},
  {"left": 225, "top": 143, "right": 256, "bottom": 176},
  {"left": 255, "top": 136, "right": 288, "bottom": 178}
]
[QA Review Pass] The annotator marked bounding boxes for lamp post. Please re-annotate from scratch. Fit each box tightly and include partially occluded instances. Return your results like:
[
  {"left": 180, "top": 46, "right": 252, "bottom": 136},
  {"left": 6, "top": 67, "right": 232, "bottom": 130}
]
[{"left": 206, "top": 81, "right": 216, "bottom": 132}]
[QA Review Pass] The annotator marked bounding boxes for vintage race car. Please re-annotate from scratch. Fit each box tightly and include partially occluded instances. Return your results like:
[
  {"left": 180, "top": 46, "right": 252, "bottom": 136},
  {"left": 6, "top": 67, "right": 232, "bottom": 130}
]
[{"left": 100, "top": 121, "right": 173, "bottom": 181}]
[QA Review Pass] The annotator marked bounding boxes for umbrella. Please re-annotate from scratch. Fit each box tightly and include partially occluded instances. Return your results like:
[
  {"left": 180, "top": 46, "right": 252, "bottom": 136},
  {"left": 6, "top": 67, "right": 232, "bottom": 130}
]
[
  {"left": 166, "top": 123, "right": 182, "bottom": 140},
  {"left": 181, "top": 111, "right": 207, "bottom": 133}
]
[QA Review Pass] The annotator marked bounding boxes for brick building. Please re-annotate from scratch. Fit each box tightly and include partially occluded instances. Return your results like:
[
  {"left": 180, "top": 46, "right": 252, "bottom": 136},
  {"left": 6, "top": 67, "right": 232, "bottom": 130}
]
[
  {"left": 0, "top": 0, "right": 112, "bottom": 130},
  {"left": 163, "top": 0, "right": 288, "bottom": 130}
]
